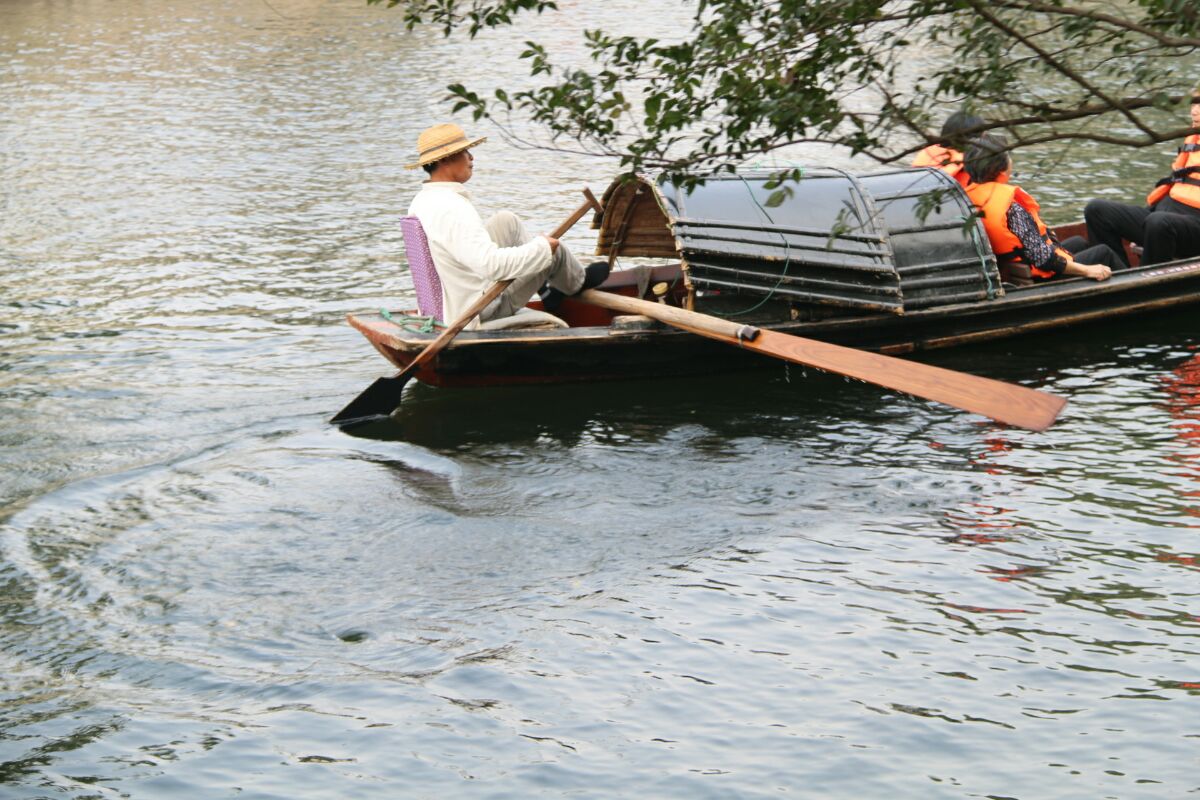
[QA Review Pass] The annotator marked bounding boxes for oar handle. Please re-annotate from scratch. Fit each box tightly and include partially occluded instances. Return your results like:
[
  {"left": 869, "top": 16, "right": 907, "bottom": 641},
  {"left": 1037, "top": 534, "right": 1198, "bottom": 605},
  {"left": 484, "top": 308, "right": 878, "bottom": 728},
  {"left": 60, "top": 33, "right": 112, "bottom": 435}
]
[
  {"left": 550, "top": 188, "right": 603, "bottom": 239},
  {"left": 577, "top": 289, "right": 760, "bottom": 342}
]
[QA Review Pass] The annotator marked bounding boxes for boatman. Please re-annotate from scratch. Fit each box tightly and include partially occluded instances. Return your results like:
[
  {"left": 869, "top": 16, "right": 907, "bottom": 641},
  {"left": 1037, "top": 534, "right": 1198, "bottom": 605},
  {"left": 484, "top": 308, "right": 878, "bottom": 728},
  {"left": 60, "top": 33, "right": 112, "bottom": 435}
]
[
  {"left": 911, "top": 109, "right": 987, "bottom": 186},
  {"left": 1084, "top": 89, "right": 1200, "bottom": 267},
  {"left": 405, "top": 123, "right": 609, "bottom": 327},
  {"left": 963, "top": 133, "right": 1121, "bottom": 284}
]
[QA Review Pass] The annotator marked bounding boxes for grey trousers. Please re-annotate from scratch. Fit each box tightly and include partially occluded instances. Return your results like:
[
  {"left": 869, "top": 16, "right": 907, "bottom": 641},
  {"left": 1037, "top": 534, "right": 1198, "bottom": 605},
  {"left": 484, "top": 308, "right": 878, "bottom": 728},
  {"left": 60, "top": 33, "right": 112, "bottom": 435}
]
[{"left": 480, "top": 210, "right": 586, "bottom": 321}]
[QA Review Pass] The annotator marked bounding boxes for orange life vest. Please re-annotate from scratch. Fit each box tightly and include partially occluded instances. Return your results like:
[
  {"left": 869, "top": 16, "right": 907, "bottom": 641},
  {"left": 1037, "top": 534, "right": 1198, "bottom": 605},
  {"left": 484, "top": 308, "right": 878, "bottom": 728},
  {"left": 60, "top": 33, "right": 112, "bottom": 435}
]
[
  {"left": 964, "top": 178, "right": 1069, "bottom": 280},
  {"left": 1146, "top": 134, "right": 1200, "bottom": 209},
  {"left": 912, "top": 144, "right": 968, "bottom": 185}
]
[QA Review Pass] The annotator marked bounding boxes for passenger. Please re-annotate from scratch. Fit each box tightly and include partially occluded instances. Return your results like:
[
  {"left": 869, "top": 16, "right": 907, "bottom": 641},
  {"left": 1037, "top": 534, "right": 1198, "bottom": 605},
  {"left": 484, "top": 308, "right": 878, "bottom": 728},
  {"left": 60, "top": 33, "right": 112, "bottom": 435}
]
[
  {"left": 911, "top": 110, "right": 986, "bottom": 185},
  {"left": 405, "top": 122, "right": 608, "bottom": 326},
  {"left": 1084, "top": 90, "right": 1200, "bottom": 267},
  {"left": 963, "top": 133, "right": 1121, "bottom": 283}
]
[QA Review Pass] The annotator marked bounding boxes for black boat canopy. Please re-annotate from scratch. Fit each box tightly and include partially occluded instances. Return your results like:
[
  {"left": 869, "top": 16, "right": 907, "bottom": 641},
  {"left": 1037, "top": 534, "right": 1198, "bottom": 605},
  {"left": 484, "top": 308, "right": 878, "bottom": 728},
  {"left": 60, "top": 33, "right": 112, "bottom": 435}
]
[{"left": 593, "top": 167, "right": 1002, "bottom": 315}]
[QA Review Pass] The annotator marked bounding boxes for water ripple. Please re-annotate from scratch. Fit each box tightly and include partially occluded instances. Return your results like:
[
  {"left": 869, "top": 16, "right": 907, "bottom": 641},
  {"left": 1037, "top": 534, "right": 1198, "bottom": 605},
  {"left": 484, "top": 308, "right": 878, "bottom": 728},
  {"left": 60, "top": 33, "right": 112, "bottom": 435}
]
[{"left": 3, "top": 0, "right": 1200, "bottom": 797}]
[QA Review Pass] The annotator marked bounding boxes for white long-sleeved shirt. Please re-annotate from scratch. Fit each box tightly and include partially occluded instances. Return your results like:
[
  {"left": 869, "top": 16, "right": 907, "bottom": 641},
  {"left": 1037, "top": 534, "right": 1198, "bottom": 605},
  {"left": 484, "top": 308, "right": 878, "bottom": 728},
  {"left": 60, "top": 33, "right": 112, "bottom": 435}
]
[{"left": 407, "top": 181, "right": 551, "bottom": 327}]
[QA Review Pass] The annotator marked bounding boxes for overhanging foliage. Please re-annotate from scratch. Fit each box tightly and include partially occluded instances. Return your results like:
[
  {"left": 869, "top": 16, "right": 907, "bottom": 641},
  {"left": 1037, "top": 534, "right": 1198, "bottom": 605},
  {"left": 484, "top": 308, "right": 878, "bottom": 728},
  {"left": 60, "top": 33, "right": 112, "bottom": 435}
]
[{"left": 369, "top": 0, "right": 1200, "bottom": 183}]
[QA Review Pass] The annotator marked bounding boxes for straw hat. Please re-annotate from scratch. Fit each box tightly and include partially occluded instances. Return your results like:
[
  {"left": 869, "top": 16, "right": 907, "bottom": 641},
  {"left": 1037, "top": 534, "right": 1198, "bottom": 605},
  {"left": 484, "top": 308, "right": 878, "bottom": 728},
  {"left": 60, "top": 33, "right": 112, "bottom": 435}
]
[{"left": 405, "top": 123, "right": 487, "bottom": 170}]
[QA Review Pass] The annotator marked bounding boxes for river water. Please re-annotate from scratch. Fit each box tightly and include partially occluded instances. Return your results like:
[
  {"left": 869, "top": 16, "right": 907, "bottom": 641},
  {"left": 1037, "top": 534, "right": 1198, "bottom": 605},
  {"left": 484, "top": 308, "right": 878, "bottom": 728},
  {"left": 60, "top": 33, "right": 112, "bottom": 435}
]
[{"left": 2, "top": 1, "right": 1198, "bottom": 798}]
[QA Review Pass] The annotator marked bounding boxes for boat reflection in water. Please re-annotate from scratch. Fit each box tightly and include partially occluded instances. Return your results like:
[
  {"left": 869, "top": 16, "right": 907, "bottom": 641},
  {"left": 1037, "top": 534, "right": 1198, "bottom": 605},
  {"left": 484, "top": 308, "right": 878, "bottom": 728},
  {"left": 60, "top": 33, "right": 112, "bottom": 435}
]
[{"left": 1161, "top": 349, "right": 1200, "bottom": 526}]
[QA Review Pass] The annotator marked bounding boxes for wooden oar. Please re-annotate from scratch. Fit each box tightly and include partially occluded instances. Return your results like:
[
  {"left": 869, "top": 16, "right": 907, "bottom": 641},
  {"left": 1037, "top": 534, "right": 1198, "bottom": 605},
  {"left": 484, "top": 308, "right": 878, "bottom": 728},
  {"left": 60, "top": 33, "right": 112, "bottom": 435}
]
[
  {"left": 330, "top": 190, "right": 602, "bottom": 428},
  {"left": 576, "top": 289, "right": 1067, "bottom": 431}
]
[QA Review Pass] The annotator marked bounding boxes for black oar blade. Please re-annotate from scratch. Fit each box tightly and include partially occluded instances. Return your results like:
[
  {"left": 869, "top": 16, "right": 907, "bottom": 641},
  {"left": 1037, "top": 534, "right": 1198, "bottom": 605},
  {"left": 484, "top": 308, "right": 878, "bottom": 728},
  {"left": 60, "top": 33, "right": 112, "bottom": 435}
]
[{"left": 329, "top": 373, "right": 413, "bottom": 427}]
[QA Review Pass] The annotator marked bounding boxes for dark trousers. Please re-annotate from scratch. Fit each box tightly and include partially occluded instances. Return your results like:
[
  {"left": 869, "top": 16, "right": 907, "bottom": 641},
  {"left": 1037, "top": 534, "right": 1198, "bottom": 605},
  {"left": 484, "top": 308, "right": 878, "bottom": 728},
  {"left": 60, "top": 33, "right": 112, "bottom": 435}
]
[
  {"left": 1084, "top": 199, "right": 1200, "bottom": 267},
  {"left": 1059, "top": 236, "right": 1126, "bottom": 271}
]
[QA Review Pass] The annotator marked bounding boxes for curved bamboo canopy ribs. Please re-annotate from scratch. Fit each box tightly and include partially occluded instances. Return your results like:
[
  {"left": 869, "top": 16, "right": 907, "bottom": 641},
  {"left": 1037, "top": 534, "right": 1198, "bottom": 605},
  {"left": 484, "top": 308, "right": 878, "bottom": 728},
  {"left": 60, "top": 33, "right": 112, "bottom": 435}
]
[{"left": 592, "top": 168, "right": 1003, "bottom": 315}]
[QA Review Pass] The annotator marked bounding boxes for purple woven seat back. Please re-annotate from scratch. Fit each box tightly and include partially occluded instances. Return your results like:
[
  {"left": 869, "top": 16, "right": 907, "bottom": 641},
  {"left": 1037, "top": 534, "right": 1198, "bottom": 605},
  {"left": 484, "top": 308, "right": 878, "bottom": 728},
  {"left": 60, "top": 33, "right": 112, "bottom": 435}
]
[{"left": 400, "top": 216, "right": 443, "bottom": 320}]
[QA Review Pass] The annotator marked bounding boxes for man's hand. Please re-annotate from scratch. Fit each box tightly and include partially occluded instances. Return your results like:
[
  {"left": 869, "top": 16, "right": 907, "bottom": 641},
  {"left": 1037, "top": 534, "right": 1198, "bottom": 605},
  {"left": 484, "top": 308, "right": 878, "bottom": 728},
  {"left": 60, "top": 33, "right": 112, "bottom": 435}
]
[
  {"left": 541, "top": 234, "right": 560, "bottom": 255},
  {"left": 1078, "top": 262, "right": 1112, "bottom": 281},
  {"left": 1064, "top": 260, "right": 1112, "bottom": 281}
]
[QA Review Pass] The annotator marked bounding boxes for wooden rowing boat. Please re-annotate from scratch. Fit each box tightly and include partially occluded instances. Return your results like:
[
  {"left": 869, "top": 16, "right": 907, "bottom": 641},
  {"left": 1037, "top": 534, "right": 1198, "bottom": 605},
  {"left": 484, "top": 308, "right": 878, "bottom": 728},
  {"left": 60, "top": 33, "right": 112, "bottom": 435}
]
[{"left": 347, "top": 170, "right": 1200, "bottom": 388}]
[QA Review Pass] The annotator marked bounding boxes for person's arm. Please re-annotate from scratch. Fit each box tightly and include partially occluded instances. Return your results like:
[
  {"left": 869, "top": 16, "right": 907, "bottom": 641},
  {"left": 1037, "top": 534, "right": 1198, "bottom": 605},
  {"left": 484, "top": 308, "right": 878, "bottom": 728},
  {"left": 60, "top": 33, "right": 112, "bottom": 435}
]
[
  {"left": 1007, "top": 204, "right": 1110, "bottom": 281},
  {"left": 1006, "top": 204, "right": 1066, "bottom": 274},
  {"left": 1061, "top": 259, "right": 1111, "bottom": 281}
]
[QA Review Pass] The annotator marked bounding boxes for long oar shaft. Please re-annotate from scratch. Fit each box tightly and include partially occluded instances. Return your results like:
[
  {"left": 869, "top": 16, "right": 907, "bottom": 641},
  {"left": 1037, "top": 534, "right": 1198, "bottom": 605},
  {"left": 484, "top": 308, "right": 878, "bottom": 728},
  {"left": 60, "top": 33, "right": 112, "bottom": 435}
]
[
  {"left": 578, "top": 289, "right": 1066, "bottom": 431},
  {"left": 331, "top": 190, "right": 603, "bottom": 427},
  {"left": 395, "top": 190, "right": 602, "bottom": 383},
  {"left": 393, "top": 279, "right": 510, "bottom": 383}
]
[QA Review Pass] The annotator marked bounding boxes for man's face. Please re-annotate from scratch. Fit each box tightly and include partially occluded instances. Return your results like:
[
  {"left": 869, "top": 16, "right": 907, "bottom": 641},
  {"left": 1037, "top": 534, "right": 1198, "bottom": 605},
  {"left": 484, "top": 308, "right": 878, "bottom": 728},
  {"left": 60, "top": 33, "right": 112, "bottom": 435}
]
[
  {"left": 1190, "top": 95, "right": 1200, "bottom": 130},
  {"left": 446, "top": 149, "right": 474, "bottom": 183}
]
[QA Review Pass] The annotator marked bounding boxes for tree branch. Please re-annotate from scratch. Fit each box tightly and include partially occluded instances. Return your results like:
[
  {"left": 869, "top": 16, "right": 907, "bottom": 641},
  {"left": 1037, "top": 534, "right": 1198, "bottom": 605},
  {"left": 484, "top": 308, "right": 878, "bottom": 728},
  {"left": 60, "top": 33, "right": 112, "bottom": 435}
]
[
  {"left": 966, "top": 0, "right": 1159, "bottom": 141},
  {"left": 992, "top": 0, "right": 1200, "bottom": 48}
]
